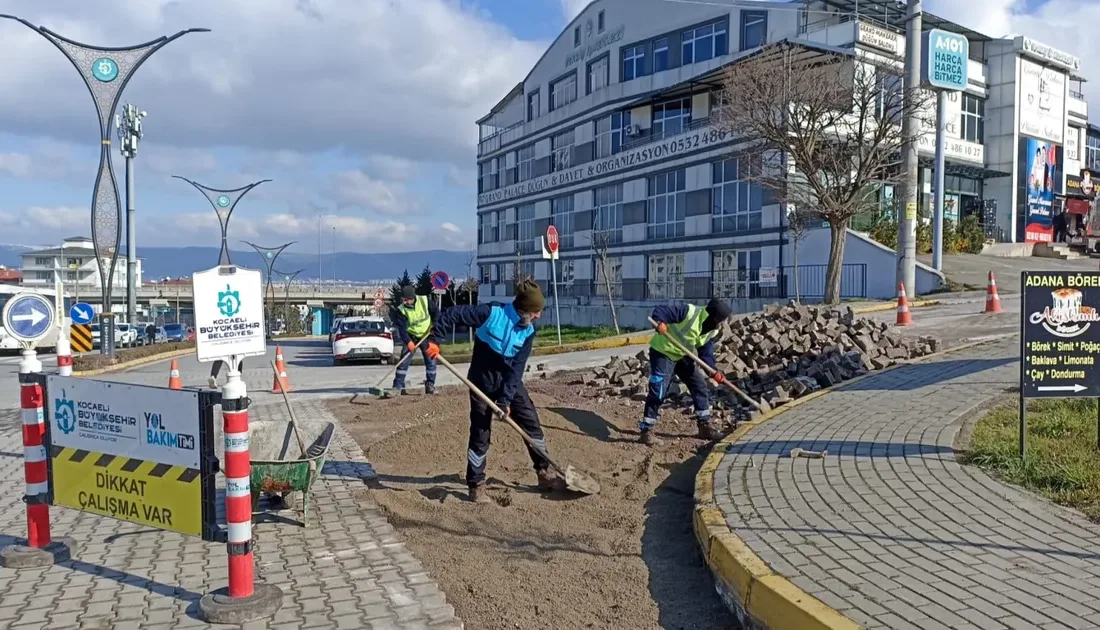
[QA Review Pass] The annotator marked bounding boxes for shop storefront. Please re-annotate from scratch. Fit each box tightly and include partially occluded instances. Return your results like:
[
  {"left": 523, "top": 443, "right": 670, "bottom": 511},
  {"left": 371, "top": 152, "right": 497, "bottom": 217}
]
[{"left": 1066, "top": 169, "right": 1096, "bottom": 247}]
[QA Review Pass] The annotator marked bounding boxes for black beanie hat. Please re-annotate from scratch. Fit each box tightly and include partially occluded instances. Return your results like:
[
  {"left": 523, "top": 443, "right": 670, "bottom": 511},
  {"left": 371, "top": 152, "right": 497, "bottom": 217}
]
[
  {"left": 513, "top": 280, "right": 546, "bottom": 313},
  {"left": 401, "top": 285, "right": 417, "bottom": 299},
  {"left": 706, "top": 298, "right": 733, "bottom": 321}
]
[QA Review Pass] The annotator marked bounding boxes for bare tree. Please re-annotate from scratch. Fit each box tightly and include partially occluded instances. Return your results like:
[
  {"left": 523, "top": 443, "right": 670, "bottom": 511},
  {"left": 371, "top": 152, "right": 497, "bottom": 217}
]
[
  {"left": 463, "top": 249, "right": 478, "bottom": 305},
  {"left": 592, "top": 229, "right": 621, "bottom": 334},
  {"left": 785, "top": 204, "right": 813, "bottom": 303},
  {"left": 714, "top": 42, "right": 931, "bottom": 303},
  {"left": 513, "top": 246, "right": 534, "bottom": 292}
]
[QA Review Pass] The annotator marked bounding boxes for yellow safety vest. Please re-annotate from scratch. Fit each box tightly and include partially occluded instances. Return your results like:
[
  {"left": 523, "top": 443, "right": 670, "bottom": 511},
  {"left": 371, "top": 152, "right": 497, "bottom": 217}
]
[
  {"left": 650, "top": 304, "right": 719, "bottom": 361},
  {"left": 399, "top": 295, "right": 431, "bottom": 338}
]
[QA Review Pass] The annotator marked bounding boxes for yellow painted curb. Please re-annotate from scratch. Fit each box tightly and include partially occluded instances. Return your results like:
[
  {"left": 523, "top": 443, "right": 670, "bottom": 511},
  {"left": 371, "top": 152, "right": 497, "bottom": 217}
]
[
  {"left": 72, "top": 346, "right": 195, "bottom": 377},
  {"left": 851, "top": 299, "right": 939, "bottom": 314},
  {"left": 693, "top": 336, "right": 996, "bottom": 629}
]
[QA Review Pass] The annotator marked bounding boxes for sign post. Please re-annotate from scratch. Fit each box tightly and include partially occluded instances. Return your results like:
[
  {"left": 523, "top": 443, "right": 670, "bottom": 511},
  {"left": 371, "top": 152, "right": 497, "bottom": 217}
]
[
  {"left": 922, "top": 29, "right": 969, "bottom": 272},
  {"left": 431, "top": 270, "right": 450, "bottom": 311},
  {"left": 191, "top": 265, "right": 282, "bottom": 621},
  {"left": 542, "top": 226, "right": 562, "bottom": 345},
  {"left": 1020, "top": 271, "right": 1100, "bottom": 458}
]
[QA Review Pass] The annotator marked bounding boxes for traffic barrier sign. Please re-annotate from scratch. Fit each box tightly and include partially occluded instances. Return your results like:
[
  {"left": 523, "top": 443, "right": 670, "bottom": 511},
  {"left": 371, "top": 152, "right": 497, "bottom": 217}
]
[
  {"left": 3, "top": 293, "right": 54, "bottom": 343},
  {"left": 192, "top": 266, "right": 267, "bottom": 363},
  {"left": 69, "top": 302, "right": 94, "bottom": 326},
  {"left": 70, "top": 325, "right": 93, "bottom": 353},
  {"left": 431, "top": 271, "right": 450, "bottom": 291}
]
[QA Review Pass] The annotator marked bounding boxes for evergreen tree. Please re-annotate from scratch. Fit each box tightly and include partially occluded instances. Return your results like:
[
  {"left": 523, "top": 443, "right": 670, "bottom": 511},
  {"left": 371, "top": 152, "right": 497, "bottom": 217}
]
[
  {"left": 389, "top": 269, "right": 413, "bottom": 307},
  {"left": 415, "top": 264, "right": 434, "bottom": 295}
]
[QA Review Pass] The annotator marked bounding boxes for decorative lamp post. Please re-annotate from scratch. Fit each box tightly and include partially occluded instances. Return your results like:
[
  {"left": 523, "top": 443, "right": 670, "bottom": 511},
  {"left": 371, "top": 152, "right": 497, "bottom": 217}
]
[
  {"left": 242, "top": 241, "right": 294, "bottom": 337},
  {"left": 0, "top": 15, "right": 208, "bottom": 356},
  {"left": 172, "top": 177, "right": 271, "bottom": 265},
  {"left": 274, "top": 269, "right": 305, "bottom": 335}
]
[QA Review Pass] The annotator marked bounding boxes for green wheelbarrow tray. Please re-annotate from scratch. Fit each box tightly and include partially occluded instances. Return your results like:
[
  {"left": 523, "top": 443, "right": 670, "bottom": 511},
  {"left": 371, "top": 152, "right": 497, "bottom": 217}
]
[{"left": 249, "top": 421, "right": 335, "bottom": 527}]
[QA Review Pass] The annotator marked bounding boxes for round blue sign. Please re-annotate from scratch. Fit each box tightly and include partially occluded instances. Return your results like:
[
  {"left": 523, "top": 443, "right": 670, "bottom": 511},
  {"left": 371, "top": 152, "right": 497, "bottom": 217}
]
[
  {"left": 69, "top": 302, "right": 95, "bottom": 326},
  {"left": 91, "top": 57, "right": 119, "bottom": 83},
  {"left": 216, "top": 195, "right": 231, "bottom": 208},
  {"left": 265, "top": 251, "right": 273, "bottom": 259},
  {"left": 3, "top": 293, "right": 55, "bottom": 342}
]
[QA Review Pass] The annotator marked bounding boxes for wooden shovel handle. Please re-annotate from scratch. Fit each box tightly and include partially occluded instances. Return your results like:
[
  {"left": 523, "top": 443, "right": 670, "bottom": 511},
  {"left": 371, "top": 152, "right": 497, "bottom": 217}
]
[
  {"left": 372, "top": 332, "right": 430, "bottom": 389},
  {"left": 271, "top": 360, "right": 310, "bottom": 460},
  {"left": 648, "top": 316, "right": 765, "bottom": 412}
]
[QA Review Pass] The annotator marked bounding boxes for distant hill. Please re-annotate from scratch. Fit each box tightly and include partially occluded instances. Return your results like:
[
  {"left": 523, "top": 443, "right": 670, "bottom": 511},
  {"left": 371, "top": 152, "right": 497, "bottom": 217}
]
[{"left": 0, "top": 244, "right": 475, "bottom": 283}]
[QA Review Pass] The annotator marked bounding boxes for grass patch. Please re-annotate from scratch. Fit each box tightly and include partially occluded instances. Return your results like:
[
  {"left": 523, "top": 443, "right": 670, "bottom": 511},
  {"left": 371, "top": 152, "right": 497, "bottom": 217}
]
[
  {"left": 963, "top": 397, "right": 1100, "bottom": 520},
  {"left": 438, "top": 325, "right": 632, "bottom": 357},
  {"left": 73, "top": 341, "right": 196, "bottom": 372}
]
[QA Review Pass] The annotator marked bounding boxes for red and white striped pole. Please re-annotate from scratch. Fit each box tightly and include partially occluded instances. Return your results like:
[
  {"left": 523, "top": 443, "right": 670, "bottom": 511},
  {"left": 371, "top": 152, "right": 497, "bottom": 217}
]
[
  {"left": 20, "top": 350, "right": 50, "bottom": 548},
  {"left": 221, "top": 364, "right": 254, "bottom": 598},
  {"left": 56, "top": 335, "right": 72, "bottom": 377}
]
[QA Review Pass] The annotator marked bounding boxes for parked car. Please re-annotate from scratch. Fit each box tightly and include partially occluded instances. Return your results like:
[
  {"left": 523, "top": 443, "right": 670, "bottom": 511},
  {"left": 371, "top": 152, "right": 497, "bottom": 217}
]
[
  {"left": 115, "top": 323, "right": 138, "bottom": 348},
  {"left": 331, "top": 316, "right": 395, "bottom": 366},
  {"left": 150, "top": 327, "right": 168, "bottom": 344},
  {"left": 163, "top": 323, "right": 187, "bottom": 343},
  {"left": 329, "top": 317, "right": 345, "bottom": 344}
]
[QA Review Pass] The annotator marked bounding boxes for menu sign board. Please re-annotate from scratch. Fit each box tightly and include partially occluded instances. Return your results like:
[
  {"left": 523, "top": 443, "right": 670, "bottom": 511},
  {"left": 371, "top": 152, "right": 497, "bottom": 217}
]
[{"left": 1021, "top": 271, "right": 1100, "bottom": 399}]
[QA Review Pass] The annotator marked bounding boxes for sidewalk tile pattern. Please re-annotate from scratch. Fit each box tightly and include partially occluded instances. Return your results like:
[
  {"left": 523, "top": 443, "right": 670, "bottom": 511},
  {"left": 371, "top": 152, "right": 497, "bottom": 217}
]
[{"left": 715, "top": 338, "right": 1100, "bottom": 630}]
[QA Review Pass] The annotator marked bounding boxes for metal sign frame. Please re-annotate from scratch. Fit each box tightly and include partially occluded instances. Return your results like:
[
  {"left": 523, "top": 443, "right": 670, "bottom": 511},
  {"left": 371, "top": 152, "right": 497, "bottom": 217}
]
[{"left": 2, "top": 292, "right": 56, "bottom": 343}]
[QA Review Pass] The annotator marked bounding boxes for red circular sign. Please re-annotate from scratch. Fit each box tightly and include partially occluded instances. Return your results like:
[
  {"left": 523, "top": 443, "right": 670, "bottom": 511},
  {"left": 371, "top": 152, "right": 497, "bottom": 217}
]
[{"left": 546, "top": 225, "right": 560, "bottom": 253}]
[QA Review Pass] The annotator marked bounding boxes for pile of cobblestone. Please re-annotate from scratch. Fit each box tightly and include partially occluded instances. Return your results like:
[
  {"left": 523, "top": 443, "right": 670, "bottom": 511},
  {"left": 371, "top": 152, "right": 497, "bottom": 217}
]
[{"left": 579, "top": 302, "right": 939, "bottom": 420}]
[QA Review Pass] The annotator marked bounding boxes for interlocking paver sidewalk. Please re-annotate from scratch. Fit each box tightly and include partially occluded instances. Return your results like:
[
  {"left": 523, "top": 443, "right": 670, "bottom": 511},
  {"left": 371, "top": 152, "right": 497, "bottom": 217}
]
[
  {"left": 714, "top": 337, "right": 1100, "bottom": 630},
  {"left": 0, "top": 399, "right": 462, "bottom": 629}
]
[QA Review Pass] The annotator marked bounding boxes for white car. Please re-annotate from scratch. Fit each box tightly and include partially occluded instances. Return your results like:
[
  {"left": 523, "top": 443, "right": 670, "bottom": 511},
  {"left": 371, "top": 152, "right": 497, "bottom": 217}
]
[
  {"left": 331, "top": 316, "right": 396, "bottom": 366},
  {"left": 329, "top": 316, "right": 345, "bottom": 344},
  {"left": 116, "top": 323, "right": 138, "bottom": 347}
]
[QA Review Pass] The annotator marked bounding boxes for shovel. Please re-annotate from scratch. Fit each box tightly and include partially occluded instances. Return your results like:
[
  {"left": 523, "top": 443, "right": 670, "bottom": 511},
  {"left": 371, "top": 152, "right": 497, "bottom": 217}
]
[
  {"left": 434, "top": 354, "right": 601, "bottom": 495},
  {"left": 353, "top": 335, "right": 430, "bottom": 402},
  {"left": 648, "top": 316, "right": 768, "bottom": 413}
]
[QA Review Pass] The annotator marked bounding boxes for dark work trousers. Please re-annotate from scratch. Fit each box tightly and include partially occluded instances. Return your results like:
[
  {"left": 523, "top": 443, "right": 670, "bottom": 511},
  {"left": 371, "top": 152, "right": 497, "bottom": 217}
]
[
  {"left": 210, "top": 358, "right": 244, "bottom": 381},
  {"left": 640, "top": 347, "right": 711, "bottom": 431},
  {"left": 467, "top": 383, "right": 549, "bottom": 486},
  {"left": 392, "top": 335, "right": 437, "bottom": 389}
]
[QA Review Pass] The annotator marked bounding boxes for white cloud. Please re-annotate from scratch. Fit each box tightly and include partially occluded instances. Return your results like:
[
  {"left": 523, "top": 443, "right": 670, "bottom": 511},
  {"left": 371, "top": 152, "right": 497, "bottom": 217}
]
[
  {"left": 441, "top": 222, "right": 462, "bottom": 234},
  {"left": 25, "top": 206, "right": 86, "bottom": 230},
  {"left": 0, "top": 152, "right": 31, "bottom": 178},
  {"left": 329, "top": 169, "right": 422, "bottom": 215}
]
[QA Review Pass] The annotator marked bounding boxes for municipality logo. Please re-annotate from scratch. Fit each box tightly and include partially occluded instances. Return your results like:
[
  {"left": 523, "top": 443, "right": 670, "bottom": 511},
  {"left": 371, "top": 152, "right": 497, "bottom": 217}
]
[
  {"left": 55, "top": 390, "right": 76, "bottom": 435},
  {"left": 217, "top": 284, "right": 241, "bottom": 318}
]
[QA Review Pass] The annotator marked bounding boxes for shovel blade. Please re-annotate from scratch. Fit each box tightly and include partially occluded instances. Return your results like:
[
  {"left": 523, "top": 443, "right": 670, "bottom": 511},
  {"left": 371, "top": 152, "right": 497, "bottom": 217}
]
[{"left": 563, "top": 465, "right": 601, "bottom": 495}]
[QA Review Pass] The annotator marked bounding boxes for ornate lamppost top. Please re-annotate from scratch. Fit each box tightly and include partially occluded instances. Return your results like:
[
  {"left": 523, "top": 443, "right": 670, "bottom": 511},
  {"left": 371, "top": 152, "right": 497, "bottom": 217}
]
[{"left": 173, "top": 177, "right": 271, "bottom": 265}]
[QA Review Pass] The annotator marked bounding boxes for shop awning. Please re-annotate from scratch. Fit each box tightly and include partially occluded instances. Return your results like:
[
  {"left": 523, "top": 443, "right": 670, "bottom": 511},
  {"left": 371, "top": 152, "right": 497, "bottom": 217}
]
[
  {"left": 917, "top": 158, "right": 1011, "bottom": 179},
  {"left": 1067, "top": 199, "right": 1091, "bottom": 215}
]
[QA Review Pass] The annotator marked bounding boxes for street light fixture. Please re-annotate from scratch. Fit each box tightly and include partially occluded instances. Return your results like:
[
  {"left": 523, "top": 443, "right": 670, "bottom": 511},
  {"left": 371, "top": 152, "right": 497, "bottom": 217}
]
[
  {"left": 116, "top": 103, "right": 146, "bottom": 327},
  {"left": 274, "top": 269, "right": 305, "bottom": 335},
  {"left": 0, "top": 15, "right": 208, "bottom": 356},
  {"left": 172, "top": 177, "right": 271, "bottom": 265},
  {"left": 242, "top": 241, "right": 295, "bottom": 337}
]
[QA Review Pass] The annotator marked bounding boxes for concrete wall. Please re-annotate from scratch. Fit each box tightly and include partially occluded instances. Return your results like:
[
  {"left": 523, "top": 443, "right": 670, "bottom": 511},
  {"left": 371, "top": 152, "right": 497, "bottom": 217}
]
[{"left": 792, "top": 228, "right": 944, "bottom": 299}]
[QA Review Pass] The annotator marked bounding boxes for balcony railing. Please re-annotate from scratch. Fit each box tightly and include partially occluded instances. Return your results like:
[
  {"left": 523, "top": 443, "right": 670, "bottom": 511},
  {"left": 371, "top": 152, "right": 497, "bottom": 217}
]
[
  {"left": 621, "top": 117, "right": 712, "bottom": 152},
  {"left": 1071, "top": 90, "right": 1085, "bottom": 100}
]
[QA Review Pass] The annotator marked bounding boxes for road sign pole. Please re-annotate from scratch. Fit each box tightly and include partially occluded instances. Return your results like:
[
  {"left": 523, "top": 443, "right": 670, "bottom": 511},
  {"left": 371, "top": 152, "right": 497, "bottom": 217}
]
[
  {"left": 932, "top": 90, "right": 947, "bottom": 272},
  {"left": 550, "top": 257, "right": 561, "bottom": 345},
  {"left": 56, "top": 336, "right": 72, "bottom": 377}
]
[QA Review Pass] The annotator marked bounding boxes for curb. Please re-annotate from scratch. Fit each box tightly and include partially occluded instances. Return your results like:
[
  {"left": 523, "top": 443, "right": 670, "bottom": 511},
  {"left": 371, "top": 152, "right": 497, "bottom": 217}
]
[
  {"left": 850, "top": 298, "right": 939, "bottom": 314},
  {"left": 692, "top": 336, "right": 998, "bottom": 630},
  {"left": 72, "top": 347, "right": 196, "bottom": 377}
]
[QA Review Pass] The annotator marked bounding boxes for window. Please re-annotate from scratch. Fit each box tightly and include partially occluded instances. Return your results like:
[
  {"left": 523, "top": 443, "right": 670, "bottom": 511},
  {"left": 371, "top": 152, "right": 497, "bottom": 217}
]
[
  {"left": 622, "top": 45, "right": 645, "bottom": 81},
  {"left": 1088, "top": 133, "right": 1100, "bottom": 172},
  {"left": 480, "top": 265, "right": 491, "bottom": 285},
  {"left": 551, "top": 127, "right": 575, "bottom": 172},
  {"left": 593, "top": 184, "right": 624, "bottom": 244},
  {"left": 654, "top": 38, "right": 669, "bottom": 72},
  {"left": 587, "top": 55, "right": 609, "bottom": 95},
  {"left": 713, "top": 249, "right": 761, "bottom": 298},
  {"left": 961, "top": 93, "right": 984, "bottom": 143},
  {"left": 479, "top": 211, "right": 503, "bottom": 244},
  {"left": 550, "top": 73, "right": 577, "bottom": 111},
  {"left": 66, "top": 258, "right": 81, "bottom": 268},
  {"left": 712, "top": 157, "right": 763, "bottom": 233},
  {"left": 598, "top": 10, "right": 605, "bottom": 32},
  {"left": 497, "top": 154, "right": 513, "bottom": 186},
  {"left": 647, "top": 253, "right": 685, "bottom": 300},
  {"left": 478, "top": 160, "right": 498, "bottom": 193},
  {"left": 595, "top": 112, "right": 633, "bottom": 158},
  {"left": 611, "top": 111, "right": 632, "bottom": 153},
  {"left": 34, "top": 257, "right": 51, "bottom": 266},
  {"left": 574, "top": 26, "right": 581, "bottom": 47},
  {"left": 595, "top": 256, "right": 622, "bottom": 298},
  {"left": 551, "top": 194, "right": 575, "bottom": 249},
  {"left": 495, "top": 210, "right": 507, "bottom": 242},
  {"left": 682, "top": 20, "right": 728, "bottom": 64},
  {"left": 652, "top": 97, "right": 692, "bottom": 138},
  {"left": 740, "top": 11, "right": 768, "bottom": 51},
  {"left": 516, "top": 204, "right": 538, "bottom": 255},
  {"left": 516, "top": 144, "right": 535, "bottom": 182},
  {"left": 527, "top": 89, "right": 540, "bottom": 121},
  {"left": 594, "top": 116, "right": 612, "bottom": 159},
  {"left": 647, "top": 170, "right": 686, "bottom": 239}
]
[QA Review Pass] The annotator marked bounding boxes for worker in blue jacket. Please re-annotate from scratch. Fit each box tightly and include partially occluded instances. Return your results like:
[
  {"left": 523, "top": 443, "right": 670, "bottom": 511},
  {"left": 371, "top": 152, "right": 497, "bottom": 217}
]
[
  {"left": 426, "top": 280, "right": 561, "bottom": 503},
  {"left": 642, "top": 298, "right": 733, "bottom": 445},
  {"left": 391, "top": 285, "right": 439, "bottom": 395}
]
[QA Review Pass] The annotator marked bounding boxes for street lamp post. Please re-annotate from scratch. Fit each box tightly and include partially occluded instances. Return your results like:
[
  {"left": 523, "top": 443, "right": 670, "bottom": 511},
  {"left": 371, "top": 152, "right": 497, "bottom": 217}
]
[
  {"left": 116, "top": 104, "right": 146, "bottom": 327},
  {"left": 1, "top": 15, "right": 207, "bottom": 358},
  {"left": 172, "top": 177, "right": 271, "bottom": 265},
  {"left": 275, "top": 269, "right": 305, "bottom": 335},
  {"left": 0, "top": 15, "right": 207, "bottom": 357},
  {"left": 243, "top": 242, "right": 294, "bottom": 338}
]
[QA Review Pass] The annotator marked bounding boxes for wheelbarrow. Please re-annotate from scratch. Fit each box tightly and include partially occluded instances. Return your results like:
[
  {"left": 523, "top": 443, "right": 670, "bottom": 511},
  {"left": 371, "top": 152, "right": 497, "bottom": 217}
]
[{"left": 249, "top": 420, "right": 335, "bottom": 527}]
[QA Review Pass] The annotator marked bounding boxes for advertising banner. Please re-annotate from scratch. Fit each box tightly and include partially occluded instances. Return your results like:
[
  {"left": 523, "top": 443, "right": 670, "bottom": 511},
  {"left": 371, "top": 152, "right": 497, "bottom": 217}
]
[
  {"left": 917, "top": 89, "right": 984, "bottom": 164},
  {"left": 1019, "top": 58, "right": 1066, "bottom": 144},
  {"left": 192, "top": 265, "right": 267, "bottom": 362},
  {"left": 1021, "top": 271, "right": 1100, "bottom": 398},
  {"left": 1021, "top": 137, "right": 1061, "bottom": 243}
]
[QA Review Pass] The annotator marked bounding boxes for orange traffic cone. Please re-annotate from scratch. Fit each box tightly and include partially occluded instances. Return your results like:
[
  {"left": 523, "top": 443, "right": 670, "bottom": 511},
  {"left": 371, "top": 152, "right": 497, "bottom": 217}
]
[
  {"left": 895, "top": 283, "right": 912, "bottom": 326},
  {"left": 168, "top": 360, "right": 183, "bottom": 390},
  {"left": 271, "top": 345, "right": 292, "bottom": 393},
  {"left": 984, "top": 271, "right": 1003, "bottom": 314}
]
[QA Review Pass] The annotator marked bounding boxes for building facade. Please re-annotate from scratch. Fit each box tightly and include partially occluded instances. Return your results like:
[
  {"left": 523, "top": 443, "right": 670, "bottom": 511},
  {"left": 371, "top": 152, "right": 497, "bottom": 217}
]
[
  {"left": 21, "top": 236, "right": 143, "bottom": 300},
  {"left": 474, "top": 0, "right": 1089, "bottom": 323}
]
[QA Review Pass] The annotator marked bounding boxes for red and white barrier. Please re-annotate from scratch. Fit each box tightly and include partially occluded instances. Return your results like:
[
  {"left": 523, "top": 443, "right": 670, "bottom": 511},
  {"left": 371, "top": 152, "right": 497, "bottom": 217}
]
[
  {"left": 19, "top": 351, "right": 50, "bottom": 548},
  {"left": 221, "top": 370, "right": 254, "bottom": 598},
  {"left": 56, "top": 336, "right": 72, "bottom": 377}
]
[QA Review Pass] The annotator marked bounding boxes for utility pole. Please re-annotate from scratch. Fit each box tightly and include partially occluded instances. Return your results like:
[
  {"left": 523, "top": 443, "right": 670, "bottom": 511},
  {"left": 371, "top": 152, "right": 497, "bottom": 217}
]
[
  {"left": 896, "top": 0, "right": 922, "bottom": 298},
  {"left": 116, "top": 104, "right": 146, "bottom": 326}
]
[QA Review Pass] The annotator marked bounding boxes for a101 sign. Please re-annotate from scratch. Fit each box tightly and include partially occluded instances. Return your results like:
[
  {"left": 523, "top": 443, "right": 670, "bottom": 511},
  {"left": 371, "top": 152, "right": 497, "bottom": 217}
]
[{"left": 922, "top": 29, "right": 969, "bottom": 91}]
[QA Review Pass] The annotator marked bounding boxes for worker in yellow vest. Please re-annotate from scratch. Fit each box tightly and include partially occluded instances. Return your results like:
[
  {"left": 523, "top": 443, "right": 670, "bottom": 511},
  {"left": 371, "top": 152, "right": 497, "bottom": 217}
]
[
  {"left": 641, "top": 298, "right": 733, "bottom": 445},
  {"left": 392, "top": 285, "right": 439, "bottom": 394}
]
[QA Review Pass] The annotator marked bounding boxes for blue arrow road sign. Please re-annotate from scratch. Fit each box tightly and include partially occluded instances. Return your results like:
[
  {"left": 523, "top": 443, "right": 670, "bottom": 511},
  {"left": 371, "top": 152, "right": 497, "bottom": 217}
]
[
  {"left": 3, "top": 293, "right": 55, "bottom": 342},
  {"left": 70, "top": 302, "right": 95, "bottom": 325}
]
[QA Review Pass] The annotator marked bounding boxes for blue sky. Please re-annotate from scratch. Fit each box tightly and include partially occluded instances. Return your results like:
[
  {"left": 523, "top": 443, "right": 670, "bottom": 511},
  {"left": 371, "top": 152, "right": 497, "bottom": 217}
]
[{"left": 0, "top": 0, "right": 1093, "bottom": 258}]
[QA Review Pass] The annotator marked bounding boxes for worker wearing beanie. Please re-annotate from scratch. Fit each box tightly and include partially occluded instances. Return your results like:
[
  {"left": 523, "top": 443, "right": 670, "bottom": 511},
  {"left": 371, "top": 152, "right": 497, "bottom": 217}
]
[
  {"left": 425, "top": 280, "right": 562, "bottom": 503},
  {"left": 641, "top": 298, "right": 734, "bottom": 445},
  {"left": 392, "top": 285, "right": 440, "bottom": 395}
]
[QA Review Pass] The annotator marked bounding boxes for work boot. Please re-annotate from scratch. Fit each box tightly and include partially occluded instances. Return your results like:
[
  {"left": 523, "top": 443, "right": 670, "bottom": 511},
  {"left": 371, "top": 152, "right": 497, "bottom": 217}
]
[
  {"left": 697, "top": 422, "right": 724, "bottom": 441},
  {"left": 536, "top": 468, "right": 563, "bottom": 491},
  {"left": 425, "top": 384, "right": 436, "bottom": 396},
  {"left": 639, "top": 429, "right": 662, "bottom": 447},
  {"left": 468, "top": 484, "right": 491, "bottom": 504},
  {"left": 399, "top": 389, "right": 410, "bottom": 396}
]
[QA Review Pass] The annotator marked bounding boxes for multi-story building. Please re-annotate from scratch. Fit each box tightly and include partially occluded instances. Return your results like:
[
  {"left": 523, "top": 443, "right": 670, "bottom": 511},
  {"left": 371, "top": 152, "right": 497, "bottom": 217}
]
[
  {"left": 21, "top": 236, "right": 143, "bottom": 304},
  {"left": 474, "top": 0, "right": 1089, "bottom": 325}
]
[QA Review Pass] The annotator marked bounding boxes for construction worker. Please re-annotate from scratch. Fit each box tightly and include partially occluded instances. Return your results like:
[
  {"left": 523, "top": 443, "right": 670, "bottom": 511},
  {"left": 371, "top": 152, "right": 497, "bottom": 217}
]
[
  {"left": 392, "top": 285, "right": 438, "bottom": 395},
  {"left": 426, "top": 280, "right": 561, "bottom": 503},
  {"left": 641, "top": 298, "right": 733, "bottom": 445}
]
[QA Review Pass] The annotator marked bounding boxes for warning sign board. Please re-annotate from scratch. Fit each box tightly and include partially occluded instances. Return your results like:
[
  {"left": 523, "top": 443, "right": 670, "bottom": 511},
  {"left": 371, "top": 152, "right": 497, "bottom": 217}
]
[{"left": 71, "top": 324, "right": 93, "bottom": 353}]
